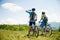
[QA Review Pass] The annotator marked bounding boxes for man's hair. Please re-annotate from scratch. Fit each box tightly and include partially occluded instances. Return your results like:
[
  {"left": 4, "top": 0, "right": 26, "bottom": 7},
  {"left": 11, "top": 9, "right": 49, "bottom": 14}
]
[
  {"left": 32, "top": 8, "right": 35, "bottom": 11},
  {"left": 42, "top": 12, "right": 45, "bottom": 14}
]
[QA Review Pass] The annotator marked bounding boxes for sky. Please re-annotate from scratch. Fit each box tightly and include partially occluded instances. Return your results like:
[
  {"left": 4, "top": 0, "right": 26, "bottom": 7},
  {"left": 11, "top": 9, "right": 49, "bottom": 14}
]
[{"left": 0, "top": 0, "right": 60, "bottom": 24}]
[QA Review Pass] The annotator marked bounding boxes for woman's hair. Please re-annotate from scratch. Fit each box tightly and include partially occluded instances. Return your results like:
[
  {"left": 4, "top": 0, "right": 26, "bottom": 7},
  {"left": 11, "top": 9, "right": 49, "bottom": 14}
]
[{"left": 42, "top": 12, "right": 45, "bottom": 14}]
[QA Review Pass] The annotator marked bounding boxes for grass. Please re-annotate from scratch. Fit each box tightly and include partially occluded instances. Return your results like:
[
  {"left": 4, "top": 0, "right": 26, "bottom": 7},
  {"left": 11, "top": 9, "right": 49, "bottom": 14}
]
[
  {"left": 0, "top": 29, "right": 60, "bottom": 40},
  {"left": 0, "top": 24, "right": 60, "bottom": 40}
]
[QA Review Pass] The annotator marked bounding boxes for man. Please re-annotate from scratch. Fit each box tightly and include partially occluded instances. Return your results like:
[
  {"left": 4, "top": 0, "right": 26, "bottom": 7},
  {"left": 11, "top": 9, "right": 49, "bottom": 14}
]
[
  {"left": 25, "top": 8, "right": 37, "bottom": 37},
  {"left": 39, "top": 12, "right": 48, "bottom": 35}
]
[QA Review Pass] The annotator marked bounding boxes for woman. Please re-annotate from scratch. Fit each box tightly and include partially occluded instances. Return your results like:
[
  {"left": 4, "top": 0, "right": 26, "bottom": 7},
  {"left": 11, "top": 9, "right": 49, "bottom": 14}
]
[{"left": 40, "top": 12, "right": 48, "bottom": 35}]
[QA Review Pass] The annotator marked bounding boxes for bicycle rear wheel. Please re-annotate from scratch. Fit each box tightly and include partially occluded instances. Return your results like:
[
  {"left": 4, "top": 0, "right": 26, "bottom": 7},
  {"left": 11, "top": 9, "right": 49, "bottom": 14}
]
[{"left": 44, "top": 24, "right": 52, "bottom": 36}]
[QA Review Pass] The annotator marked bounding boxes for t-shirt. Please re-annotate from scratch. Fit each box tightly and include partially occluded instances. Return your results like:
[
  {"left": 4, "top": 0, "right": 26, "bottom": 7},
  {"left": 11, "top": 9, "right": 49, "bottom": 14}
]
[
  {"left": 27, "top": 11, "right": 36, "bottom": 22},
  {"left": 41, "top": 14, "right": 46, "bottom": 19},
  {"left": 41, "top": 14, "right": 48, "bottom": 22}
]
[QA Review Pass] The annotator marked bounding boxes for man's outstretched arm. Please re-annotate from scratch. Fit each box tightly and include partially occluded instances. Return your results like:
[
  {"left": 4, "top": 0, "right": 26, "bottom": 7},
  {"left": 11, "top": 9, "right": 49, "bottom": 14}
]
[{"left": 25, "top": 10, "right": 31, "bottom": 14}]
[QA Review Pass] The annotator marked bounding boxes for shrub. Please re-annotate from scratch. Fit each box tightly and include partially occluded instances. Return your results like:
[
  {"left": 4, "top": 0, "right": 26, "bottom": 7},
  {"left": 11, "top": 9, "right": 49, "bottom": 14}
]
[
  {"left": 58, "top": 26, "right": 60, "bottom": 32},
  {"left": 0, "top": 24, "right": 28, "bottom": 31}
]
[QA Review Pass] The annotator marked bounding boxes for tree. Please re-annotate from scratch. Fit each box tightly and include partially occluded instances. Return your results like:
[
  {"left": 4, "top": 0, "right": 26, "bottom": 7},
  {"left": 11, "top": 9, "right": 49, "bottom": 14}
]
[{"left": 58, "top": 26, "right": 60, "bottom": 32}]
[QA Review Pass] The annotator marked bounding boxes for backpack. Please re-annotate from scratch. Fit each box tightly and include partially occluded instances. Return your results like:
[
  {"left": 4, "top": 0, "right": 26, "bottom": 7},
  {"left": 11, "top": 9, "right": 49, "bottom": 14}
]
[
  {"left": 43, "top": 17, "right": 48, "bottom": 23},
  {"left": 30, "top": 12, "right": 36, "bottom": 20}
]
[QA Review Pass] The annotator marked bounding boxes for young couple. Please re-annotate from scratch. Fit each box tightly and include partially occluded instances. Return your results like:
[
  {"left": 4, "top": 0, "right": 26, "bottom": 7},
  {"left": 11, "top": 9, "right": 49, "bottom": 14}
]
[{"left": 25, "top": 8, "right": 48, "bottom": 37}]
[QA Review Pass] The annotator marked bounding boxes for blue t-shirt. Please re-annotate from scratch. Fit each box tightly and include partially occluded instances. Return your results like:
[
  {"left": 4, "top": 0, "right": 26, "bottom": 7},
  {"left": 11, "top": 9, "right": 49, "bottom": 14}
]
[{"left": 27, "top": 11, "right": 36, "bottom": 22}]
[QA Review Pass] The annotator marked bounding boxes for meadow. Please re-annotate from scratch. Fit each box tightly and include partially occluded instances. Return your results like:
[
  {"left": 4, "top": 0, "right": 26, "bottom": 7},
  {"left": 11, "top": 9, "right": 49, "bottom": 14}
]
[{"left": 0, "top": 24, "right": 60, "bottom": 40}]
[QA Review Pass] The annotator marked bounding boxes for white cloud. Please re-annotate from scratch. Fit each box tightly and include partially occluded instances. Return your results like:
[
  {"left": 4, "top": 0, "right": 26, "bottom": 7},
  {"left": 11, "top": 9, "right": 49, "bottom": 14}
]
[
  {"left": 0, "top": 18, "right": 19, "bottom": 24},
  {"left": 47, "top": 14, "right": 60, "bottom": 22},
  {"left": 1, "top": 3, "right": 23, "bottom": 12},
  {"left": 0, "top": 18, "right": 28, "bottom": 24}
]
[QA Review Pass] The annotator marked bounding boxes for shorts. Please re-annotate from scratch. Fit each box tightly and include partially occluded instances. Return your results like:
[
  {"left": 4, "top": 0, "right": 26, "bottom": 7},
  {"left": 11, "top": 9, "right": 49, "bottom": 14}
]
[
  {"left": 29, "top": 22, "right": 35, "bottom": 26},
  {"left": 40, "top": 21, "right": 47, "bottom": 28}
]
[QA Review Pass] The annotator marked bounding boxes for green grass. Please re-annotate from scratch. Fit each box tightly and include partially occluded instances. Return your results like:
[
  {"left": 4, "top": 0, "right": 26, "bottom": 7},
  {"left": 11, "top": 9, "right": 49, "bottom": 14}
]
[
  {"left": 0, "top": 29, "right": 60, "bottom": 40},
  {"left": 0, "top": 24, "right": 28, "bottom": 31},
  {"left": 0, "top": 25, "right": 60, "bottom": 40}
]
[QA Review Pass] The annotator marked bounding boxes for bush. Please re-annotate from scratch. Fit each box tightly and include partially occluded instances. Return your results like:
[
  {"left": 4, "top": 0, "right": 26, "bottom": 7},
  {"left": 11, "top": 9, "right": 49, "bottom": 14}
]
[
  {"left": 0, "top": 24, "right": 7, "bottom": 29},
  {"left": 58, "top": 27, "right": 60, "bottom": 32},
  {"left": 0, "top": 24, "right": 28, "bottom": 31}
]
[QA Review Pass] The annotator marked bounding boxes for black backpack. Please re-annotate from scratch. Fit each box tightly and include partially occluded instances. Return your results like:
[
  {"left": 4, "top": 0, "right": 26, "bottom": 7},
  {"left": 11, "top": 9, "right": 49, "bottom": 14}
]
[
  {"left": 30, "top": 12, "right": 36, "bottom": 20},
  {"left": 43, "top": 17, "right": 48, "bottom": 23}
]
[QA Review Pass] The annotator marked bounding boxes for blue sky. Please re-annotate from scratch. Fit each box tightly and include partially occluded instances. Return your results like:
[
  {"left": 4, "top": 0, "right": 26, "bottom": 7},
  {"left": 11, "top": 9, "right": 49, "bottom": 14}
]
[{"left": 0, "top": 0, "right": 60, "bottom": 24}]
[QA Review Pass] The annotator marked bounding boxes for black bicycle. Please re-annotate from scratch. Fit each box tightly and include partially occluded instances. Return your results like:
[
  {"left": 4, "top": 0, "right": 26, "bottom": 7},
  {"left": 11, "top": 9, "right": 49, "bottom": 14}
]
[
  {"left": 31, "top": 24, "right": 39, "bottom": 37},
  {"left": 38, "top": 22, "right": 52, "bottom": 36},
  {"left": 44, "top": 23, "right": 52, "bottom": 36}
]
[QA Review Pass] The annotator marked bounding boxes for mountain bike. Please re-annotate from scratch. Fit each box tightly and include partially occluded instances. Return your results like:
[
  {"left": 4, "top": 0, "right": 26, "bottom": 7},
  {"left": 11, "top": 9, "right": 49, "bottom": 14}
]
[
  {"left": 31, "top": 24, "right": 39, "bottom": 37},
  {"left": 38, "top": 22, "right": 52, "bottom": 36}
]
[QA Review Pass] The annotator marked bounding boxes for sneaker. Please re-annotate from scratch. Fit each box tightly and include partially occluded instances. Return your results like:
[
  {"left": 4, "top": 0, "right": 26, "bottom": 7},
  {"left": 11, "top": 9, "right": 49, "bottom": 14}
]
[
  {"left": 35, "top": 34, "right": 38, "bottom": 38},
  {"left": 27, "top": 34, "right": 30, "bottom": 38},
  {"left": 40, "top": 34, "right": 44, "bottom": 36}
]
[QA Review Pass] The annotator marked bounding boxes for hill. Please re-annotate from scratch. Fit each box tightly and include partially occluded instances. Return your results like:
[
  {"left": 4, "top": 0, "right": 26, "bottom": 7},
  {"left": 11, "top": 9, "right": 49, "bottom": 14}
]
[
  {"left": 49, "top": 22, "right": 60, "bottom": 30},
  {"left": 0, "top": 29, "right": 60, "bottom": 40},
  {"left": 0, "top": 25, "right": 60, "bottom": 40}
]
